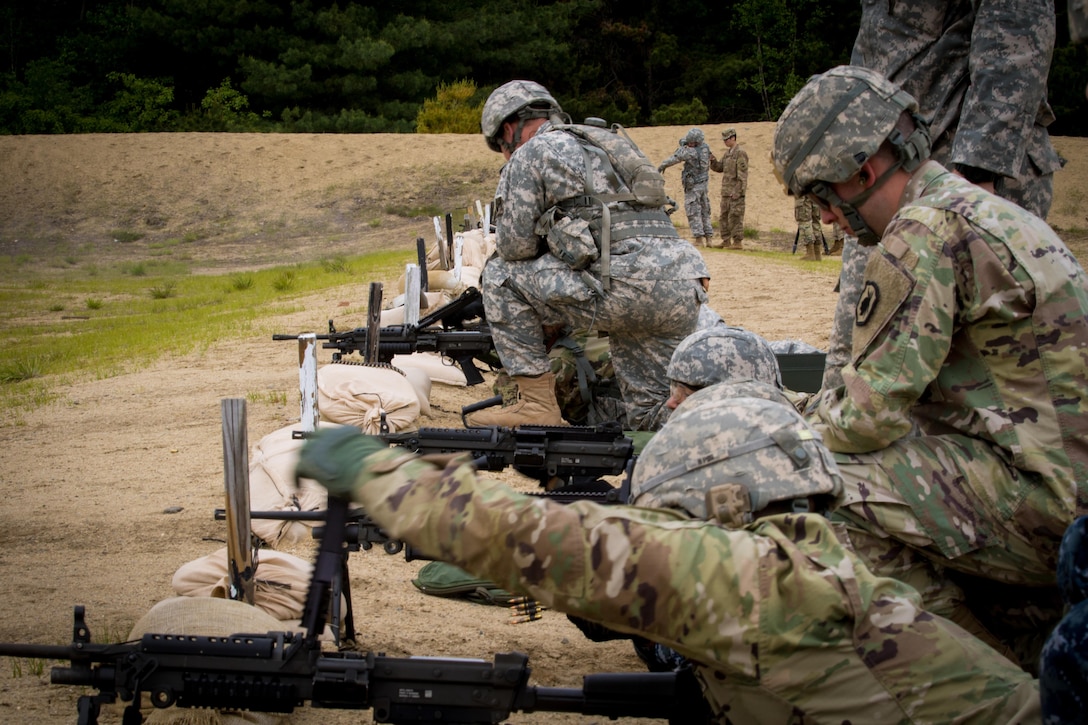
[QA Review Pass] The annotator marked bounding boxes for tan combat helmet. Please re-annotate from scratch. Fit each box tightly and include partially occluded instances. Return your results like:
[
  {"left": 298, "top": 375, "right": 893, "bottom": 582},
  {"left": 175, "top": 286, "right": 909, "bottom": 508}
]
[
  {"left": 631, "top": 380, "right": 841, "bottom": 528},
  {"left": 771, "top": 65, "right": 931, "bottom": 245}
]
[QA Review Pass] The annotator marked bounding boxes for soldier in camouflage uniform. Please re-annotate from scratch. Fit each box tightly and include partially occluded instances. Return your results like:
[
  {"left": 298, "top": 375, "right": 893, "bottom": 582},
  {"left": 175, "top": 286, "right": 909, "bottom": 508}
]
[
  {"left": 793, "top": 195, "right": 824, "bottom": 261},
  {"left": 824, "top": 0, "right": 1064, "bottom": 391},
  {"left": 773, "top": 67, "right": 1088, "bottom": 664},
  {"left": 709, "top": 128, "right": 748, "bottom": 249},
  {"left": 296, "top": 389, "right": 1040, "bottom": 723},
  {"left": 468, "top": 81, "right": 709, "bottom": 432},
  {"left": 664, "top": 325, "right": 781, "bottom": 411},
  {"left": 657, "top": 128, "right": 713, "bottom": 247},
  {"left": 828, "top": 222, "right": 845, "bottom": 256}
]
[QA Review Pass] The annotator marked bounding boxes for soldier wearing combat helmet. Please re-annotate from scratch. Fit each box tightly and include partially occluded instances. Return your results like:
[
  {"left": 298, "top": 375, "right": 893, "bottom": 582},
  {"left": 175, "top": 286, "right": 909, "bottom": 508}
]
[
  {"left": 664, "top": 325, "right": 780, "bottom": 410},
  {"left": 468, "top": 80, "right": 709, "bottom": 431},
  {"left": 773, "top": 65, "right": 1088, "bottom": 667}
]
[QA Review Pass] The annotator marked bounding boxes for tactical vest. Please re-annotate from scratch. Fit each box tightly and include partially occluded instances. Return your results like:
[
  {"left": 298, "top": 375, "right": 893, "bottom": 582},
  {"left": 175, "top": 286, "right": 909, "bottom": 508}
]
[{"left": 540, "top": 119, "right": 678, "bottom": 295}]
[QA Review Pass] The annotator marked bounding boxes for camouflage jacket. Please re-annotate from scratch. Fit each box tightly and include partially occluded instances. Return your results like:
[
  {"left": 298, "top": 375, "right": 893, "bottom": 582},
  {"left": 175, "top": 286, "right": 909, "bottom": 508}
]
[
  {"left": 850, "top": 0, "right": 1062, "bottom": 182},
  {"left": 709, "top": 144, "right": 749, "bottom": 196},
  {"left": 810, "top": 161, "right": 1088, "bottom": 518},
  {"left": 492, "top": 121, "right": 708, "bottom": 282},
  {"left": 659, "top": 142, "right": 711, "bottom": 191},
  {"left": 350, "top": 447, "right": 1039, "bottom": 723}
]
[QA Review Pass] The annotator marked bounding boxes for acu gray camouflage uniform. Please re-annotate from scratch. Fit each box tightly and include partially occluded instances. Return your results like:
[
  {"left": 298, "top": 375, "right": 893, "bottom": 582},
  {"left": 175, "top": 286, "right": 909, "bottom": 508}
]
[
  {"left": 325, "top": 388, "right": 1040, "bottom": 723},
  {"left": 657, "top": 132, "right": 713, "bottom": 239},
  {"left": 483, "top": 119, "right": 709, "bottom": 431},
  {"left": 825, "top": 0, "right": 1065, "bottom": 390}
]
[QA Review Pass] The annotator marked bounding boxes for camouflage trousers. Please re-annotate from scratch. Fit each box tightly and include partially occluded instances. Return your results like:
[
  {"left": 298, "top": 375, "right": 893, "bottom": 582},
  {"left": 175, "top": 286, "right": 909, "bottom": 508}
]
[
  {"left": 718, "top": 193, "right": 745, "bottom": 244},
  {"left": 683, "top": 187, "right": 713, "bottom": 238},
  {"left": 821, "top": 237, "right": 872, "bottom": 390},
  {"left": 481, "top": 254, "right": 705, "bottom": 431}
]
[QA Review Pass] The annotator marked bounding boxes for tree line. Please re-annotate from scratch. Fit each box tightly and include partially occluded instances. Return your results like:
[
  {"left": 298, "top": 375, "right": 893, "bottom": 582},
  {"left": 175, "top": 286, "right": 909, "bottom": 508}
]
[{"left": 2, "top": 0, "right": 1085, "bottom": 136}]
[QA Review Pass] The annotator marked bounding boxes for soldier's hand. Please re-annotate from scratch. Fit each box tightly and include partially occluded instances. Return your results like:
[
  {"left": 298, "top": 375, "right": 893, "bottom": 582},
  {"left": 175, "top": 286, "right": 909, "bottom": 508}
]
[{"left": 295, "top": 426, "right": 387, "bottom": 498}]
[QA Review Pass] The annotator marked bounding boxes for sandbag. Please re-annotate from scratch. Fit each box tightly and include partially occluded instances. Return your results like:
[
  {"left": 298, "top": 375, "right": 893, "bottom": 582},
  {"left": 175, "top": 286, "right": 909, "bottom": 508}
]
[
  {"left": 126, "top": 597, "right": 291, "bottom": 725},
  {"left": 317, "top": 362, "right": 421, "bottom": 433},
  {"left": 380, "top": 290, "right": 451, "bottom": 325},
  {"left": 172, "top": 547, "right": 315, "bottom": 622},
  {"left": 392, "top": 351, "right": 469, "bottom": 387},
  {"left": 247, "top": 422, "right": 333, "bottom": 546}
]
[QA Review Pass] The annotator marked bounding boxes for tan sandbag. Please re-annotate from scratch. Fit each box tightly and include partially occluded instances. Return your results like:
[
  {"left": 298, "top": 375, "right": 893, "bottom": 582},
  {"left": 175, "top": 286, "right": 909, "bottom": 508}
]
[
  {"left": 126, "top": 597, "right": 293, "bottom": 725},
  {"left": 317, "top": 362, "right": 421, "bottom": 433},
  {"left": 172, "top": 548, "right": 314, "bottom": 622},
  {"left": 401, "top": 365, "right": 432, "bottom": 417},
  {"left": 248, "top": 423, "right": 333, "bottom": 546},
  {"left": 380, "top": 290, "right": 451, "bottom": 325},
  {"left": 391, "top": 351, "right": 469, "bottom": 387},
  {"left": 456, "top": 228, "right": 495, "bottom": 269}
]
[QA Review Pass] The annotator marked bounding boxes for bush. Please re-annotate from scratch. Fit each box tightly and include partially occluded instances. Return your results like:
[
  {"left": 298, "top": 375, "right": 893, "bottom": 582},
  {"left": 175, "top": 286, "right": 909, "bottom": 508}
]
[
  {"left": 650, "top": 97, "right": 710, "bottom": 127},
  {"left": 415, "top": 80, "right": 484, "bottom": 134}
]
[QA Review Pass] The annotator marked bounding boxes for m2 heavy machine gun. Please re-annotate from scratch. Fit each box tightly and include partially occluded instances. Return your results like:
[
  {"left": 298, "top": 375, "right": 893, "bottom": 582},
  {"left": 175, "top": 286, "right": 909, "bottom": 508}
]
[
  {"left": 0, "top": 495, "right": 702, "bottom": 724},
  {"left": 274, "top": 287, "right": 497, "bottom": 386}
]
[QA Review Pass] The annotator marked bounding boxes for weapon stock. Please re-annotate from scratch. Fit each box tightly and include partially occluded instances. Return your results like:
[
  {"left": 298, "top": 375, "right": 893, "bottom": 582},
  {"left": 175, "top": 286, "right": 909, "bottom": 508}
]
[{"left": 273, "top": 287, "right": 495, "bottom": 386}]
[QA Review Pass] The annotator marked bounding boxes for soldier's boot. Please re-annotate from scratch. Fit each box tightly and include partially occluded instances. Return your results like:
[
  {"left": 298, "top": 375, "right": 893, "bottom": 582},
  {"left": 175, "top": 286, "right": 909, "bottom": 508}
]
[
  {"left": 694, "top": 236, "right": 707, "bottom": 247},
  {"left": 731, "top": 239, "right": 744, "bottom": 250},
  {"left": 713, "top": 237, "right": 727, "bottom": 249},
  {"left": 464, "top": 371, "right": 565, "bottom": 427},
  {"left": 828, "top": 239, "right": 844, "bottom": 256},
  {"left": 802, "top": 244, "right": 817, "bottom": 261},
  {"left": 813, "top": 241, "right": 822, "bottom": 261}
]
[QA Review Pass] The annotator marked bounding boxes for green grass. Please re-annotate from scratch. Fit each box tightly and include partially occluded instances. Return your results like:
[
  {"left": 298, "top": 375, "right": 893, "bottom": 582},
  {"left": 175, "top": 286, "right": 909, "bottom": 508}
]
[{"left": 0, "top": 249, "right": 409, "bottom": 418}]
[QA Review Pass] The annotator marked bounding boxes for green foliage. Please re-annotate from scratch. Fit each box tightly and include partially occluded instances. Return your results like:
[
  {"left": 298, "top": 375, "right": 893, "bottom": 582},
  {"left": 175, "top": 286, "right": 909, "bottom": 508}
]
[
  {"left": 650, "top": 97, "right": 709, "bottom": 126},
  {"left": 101, "top": 73, "right": 179, "bottom": 131},
  {"left": 195, "top": 78, "right": 267, "bottom": 131},
  {"left": 416, "top": 80, "right": 483, "bottom": 134}
]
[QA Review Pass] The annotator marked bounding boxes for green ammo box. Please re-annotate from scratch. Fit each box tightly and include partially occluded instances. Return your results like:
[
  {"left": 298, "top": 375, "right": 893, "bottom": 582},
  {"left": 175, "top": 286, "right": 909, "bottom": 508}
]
[{"left": 776, "top": 352, "right": 827, "bottom": 394}]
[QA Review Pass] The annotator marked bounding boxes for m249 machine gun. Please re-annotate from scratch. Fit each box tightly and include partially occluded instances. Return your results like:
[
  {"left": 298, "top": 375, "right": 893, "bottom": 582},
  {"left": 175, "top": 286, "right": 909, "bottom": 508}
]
[
  {"left": 273, "top": 287, "right": 497, "bottom": 386},
  {"left": 0, "top": 496, "right": 704, "bottom": 724}
]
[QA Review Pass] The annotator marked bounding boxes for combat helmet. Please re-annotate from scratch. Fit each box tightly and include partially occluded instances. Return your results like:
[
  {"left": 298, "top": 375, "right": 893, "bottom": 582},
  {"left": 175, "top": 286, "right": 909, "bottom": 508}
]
[
  {"left": 631, "top": 381, "right": 841, "bottom": 528},
  {"left": 667, "top": 326, "right": 782, "bottom": 390},
  {"left": 481, "top": 80, "right": 564, "bottom": 154},
  {"left": 771, "top": 65, "right": 931, "bottom": 245},
  {"left": 684, "top": 128, "right": 705, "bottom": 145}
]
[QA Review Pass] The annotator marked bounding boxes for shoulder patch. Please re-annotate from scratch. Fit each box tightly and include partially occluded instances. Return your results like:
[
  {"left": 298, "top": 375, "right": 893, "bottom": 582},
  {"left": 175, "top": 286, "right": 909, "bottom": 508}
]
[{"left": 851, "top": 251, "right": 915, "bottom": 359}]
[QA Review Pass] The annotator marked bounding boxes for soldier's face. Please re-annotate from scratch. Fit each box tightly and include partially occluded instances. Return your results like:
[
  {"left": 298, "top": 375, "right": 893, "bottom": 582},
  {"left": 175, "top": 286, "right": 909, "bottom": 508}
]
[{"left": 667, "top": 381, "right": 698, "bottom": 410}]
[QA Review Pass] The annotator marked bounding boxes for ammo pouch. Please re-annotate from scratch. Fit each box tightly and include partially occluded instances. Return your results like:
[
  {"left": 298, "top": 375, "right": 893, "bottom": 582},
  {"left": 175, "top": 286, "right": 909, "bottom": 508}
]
[{"left": 538, "top": 209, "right": 599, "bottom": 271}]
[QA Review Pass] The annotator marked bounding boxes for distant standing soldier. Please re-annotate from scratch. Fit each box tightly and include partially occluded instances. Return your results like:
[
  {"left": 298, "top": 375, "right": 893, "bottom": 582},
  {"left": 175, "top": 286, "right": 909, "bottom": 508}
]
[
  {"left": 828, "top": 221, "right": 845, "bottom": 256},
  {"left": 793, "top": 196, "right": 823, "bottom": 261},
  {"left": 709, "top": 128, "right": 749, "bottom": 249},
  {"left": 657, "top": 128, "right": 713, "bottom": 247}
]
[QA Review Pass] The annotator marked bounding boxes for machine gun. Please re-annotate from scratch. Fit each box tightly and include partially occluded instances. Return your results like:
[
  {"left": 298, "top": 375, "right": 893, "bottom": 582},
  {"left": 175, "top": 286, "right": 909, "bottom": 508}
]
[
  {"left": 382, "top": 420, "right": 635, "bottom": 496},
  {"left": 273, "top": 287, "right": 497, "bottom": 386},
  {"left": 0, "top": 496, "right": 701, "bottom": 724}
]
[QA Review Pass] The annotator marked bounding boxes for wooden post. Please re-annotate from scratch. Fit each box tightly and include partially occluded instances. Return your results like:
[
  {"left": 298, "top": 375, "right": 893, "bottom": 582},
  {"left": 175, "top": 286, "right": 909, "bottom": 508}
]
[
  {"left": 404, "top": 264, "right": 421, "bottom": 325},
  {"left": 416, "top": 236, "right": 429, "bottom": 292},
  {"left": 432, "top": 216, "right": 448, "bottom": 270},
  {"left": 221, "top": 398, "right": 255, "bottom": 605},
  {"left": 365, "top": 282, "right": 382, "bottom": 364},
  {"left": 444, "top": 213, "right": 455, "bottom": 269},
  {"left": 452, "top": 234, "right": 464, "bottom": 282},
  {"left": 297, "top": 333, "right": 318, "bottom": 433}
]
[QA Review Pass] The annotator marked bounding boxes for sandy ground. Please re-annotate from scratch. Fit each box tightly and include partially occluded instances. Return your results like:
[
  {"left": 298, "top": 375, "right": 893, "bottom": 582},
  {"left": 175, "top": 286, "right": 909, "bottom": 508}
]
[{"left": 0, "top": 126, "right": 1086, "bottom": 724}]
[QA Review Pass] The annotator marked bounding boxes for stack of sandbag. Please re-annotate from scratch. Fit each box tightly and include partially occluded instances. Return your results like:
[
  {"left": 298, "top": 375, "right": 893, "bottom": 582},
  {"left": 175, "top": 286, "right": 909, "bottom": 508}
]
[{"left": 245, "top": 421, "right": 336, "bottom": 547}]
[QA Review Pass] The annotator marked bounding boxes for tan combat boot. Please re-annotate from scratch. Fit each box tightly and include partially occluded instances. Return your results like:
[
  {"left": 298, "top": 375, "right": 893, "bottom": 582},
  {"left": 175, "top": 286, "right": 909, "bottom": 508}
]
[
  {"left": 731, "top": 239, "right": 744, "bottom": 250},
  {"left": 694, "top": 236, "right": 707, "bottom": 247},
  {"left": 828, "top": 239, "right": 844, "bottom": 256},
  {"left": 802, "top": 244, "right": 817, "bottom": 261},
  {"left": 464, "top": 371, "right": 565, "bottom": 427}
]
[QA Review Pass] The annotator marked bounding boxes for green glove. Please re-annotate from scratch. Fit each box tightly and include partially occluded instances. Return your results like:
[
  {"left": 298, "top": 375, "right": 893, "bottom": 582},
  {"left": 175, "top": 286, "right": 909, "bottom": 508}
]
[{"left": 295, "top": 426, "right": 387, "bottom": 498}]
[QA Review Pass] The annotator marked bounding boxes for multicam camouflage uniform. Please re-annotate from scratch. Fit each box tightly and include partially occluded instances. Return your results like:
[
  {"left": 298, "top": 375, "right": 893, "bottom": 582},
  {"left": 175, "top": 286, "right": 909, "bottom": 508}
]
[
  {"left": 810, "top": 161, "right": 1088, "bottom": 592},
  {"left": 319, "top": 390, "right": 1040, "bottom": 723},
  {"left": 709, "top": 129, "right": 748, "bottom": 247},
  {"left": 657, "top": 130, "right": 713, "bottom": 240},
  {"left": 484, "top": 118, "right": 709, "bottom": 431},
  {"left": 825, "top": 0, "right": 1066, "bottom": 391}
]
